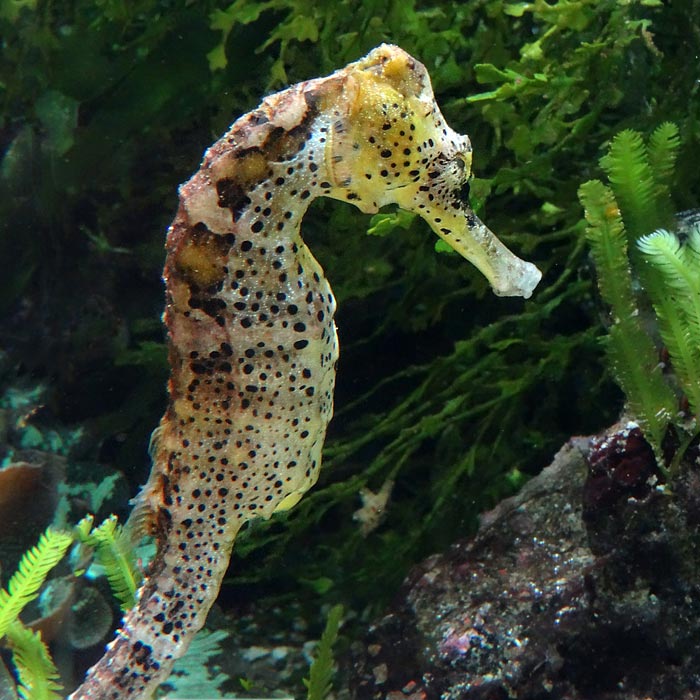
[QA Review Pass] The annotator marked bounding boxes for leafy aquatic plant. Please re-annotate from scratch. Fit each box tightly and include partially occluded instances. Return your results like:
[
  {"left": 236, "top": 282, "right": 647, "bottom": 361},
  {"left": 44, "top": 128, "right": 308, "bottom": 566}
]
[
  {"left": 74, "top": 515, "right": 141, "bottom": 612},
  {"left": 578, "top": 177, "right": 675, "bottom": 453},
  {"left": 598, "top": 124, "right": 677, "bottom": 239},
  {"left": 0, "top": 518, "right": 141, "bottom": 698},
  {"left": 0, "top": 529, "right": 73, "bottom": 639},
  {"left": 578, "top": 123, "right": 700, "bottom": 461},
  {"left": 160, "top": 629, "right": 230, "bottom": 698},
  {"left": 304, "top": 604, "right": 344, "bottom": 700},
  {"left": 4, "top": 623, "right": 63, "bottom": 700},
  {"left": 0, "top": 528, "right": 72, "bottom": 700},
  {"left": 638, "top": 222, "right": 700, "bottom": 419}
]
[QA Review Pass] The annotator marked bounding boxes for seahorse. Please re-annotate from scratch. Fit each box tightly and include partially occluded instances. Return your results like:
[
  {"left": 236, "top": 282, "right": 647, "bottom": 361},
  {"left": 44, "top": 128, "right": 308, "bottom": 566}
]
[{"left": 68, "top": 44, "right": 541, "bottom": 700}]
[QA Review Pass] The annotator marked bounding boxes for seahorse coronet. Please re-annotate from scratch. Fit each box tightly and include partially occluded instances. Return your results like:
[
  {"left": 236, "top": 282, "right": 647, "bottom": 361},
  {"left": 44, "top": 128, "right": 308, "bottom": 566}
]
[{"left": 68, "top": 44, "right": 540, "bottom": 700}]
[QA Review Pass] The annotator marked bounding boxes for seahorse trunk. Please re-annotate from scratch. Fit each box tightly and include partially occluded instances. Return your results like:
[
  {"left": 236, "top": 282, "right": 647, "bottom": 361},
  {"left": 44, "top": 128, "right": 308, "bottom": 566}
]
[
  {"left": 65, "top": 530, "right": 236, "bottom": 699},
  {"left": 69, "top": 45, "right": 540, "bottom": 699}
]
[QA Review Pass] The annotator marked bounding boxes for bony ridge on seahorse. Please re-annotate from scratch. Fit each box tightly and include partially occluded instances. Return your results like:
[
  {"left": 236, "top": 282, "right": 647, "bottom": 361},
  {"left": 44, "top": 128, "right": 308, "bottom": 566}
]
[{"left": 68, "top": 44, "right": 541, "bottom": 699}]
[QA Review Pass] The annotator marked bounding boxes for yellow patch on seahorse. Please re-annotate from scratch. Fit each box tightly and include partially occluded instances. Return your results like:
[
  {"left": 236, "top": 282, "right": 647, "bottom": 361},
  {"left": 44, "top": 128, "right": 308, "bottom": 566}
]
[
  {"left": 232, "top": 149, "right": 271, "bottom": 183},
  {"left": 274, "top": 490, "right": 304, "bottom": 512},
  {"left": 173, "top": 238, "right": 225, "bottom": 288}
]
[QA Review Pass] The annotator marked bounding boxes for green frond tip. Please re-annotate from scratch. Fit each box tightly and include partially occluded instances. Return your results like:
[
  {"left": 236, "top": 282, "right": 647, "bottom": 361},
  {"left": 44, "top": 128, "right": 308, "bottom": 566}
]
[
  {"left": 647, "top": 122, "right": 681, "bottom": 226},
  {"left": 74, "top": 514, "right": 95, "bottom": 543},
  {"left": 5, "top": 622, "right": 63, "bottom": 700},
  {"left": 304, "top": 604, "right": 344, "bottom": 700},
  {"left": 637, "top": 228, "right": 680, "bottom": 259},
  {"left": 637, "top": 229, "right": 700, "bottom": 301},
  {"left": 0, "top": 528, "right": 73, "bottom": 638},
  {"left": 599, "top": 129, "right": 664, "bottom": 240},
  {"left": 647, "top": 122, "right": 681, "bottom": 190},
  {"left": 88, "top": 515, "right": 141, "bottom": 611}
]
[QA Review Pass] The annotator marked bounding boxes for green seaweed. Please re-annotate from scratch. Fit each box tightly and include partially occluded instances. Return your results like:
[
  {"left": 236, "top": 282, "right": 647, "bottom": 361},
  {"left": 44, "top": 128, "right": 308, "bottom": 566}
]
[
  {"left": 160, "top": 629, "right": 230, "bottom": 698},
  {"left": 0, "top": 528, "right": 72, "bottom": 700},
  {"left": 0, "top": 529, "right": 73, "bottom": 639},
  {"left": 75, "top": 515, "right": 141, "bottom": 611},
  {"left": 4, "top": 623, "right": 62, "bottom": 700},
  {"left": 638, "top": 226, "right": 700, "bottom": 419},
  {"left": 599, "top": 129, "right": 674, "bottom": 241},
  {"left": 304, "top": 604, "right": 344, "bottom": 700},
  {"left": 579, "top": 123, "right": 700, "bottom": 463},
  {"left": 0, "top": 518, "right": 142, "bottom": 698},
  {"left": 578, "top": 178, "right": 675, "bottom": 452}
]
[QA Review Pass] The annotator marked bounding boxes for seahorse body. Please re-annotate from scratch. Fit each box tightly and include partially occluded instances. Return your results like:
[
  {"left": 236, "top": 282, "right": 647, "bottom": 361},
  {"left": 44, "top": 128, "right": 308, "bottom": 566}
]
[{"left": 69, "top": 44, "right": 541, "bottom": 699}]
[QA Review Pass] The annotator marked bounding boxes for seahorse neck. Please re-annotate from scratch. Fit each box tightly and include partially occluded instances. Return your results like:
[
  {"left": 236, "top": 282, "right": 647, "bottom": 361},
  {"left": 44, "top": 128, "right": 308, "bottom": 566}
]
[{"left": 203, "top": 111, "right": 335, "bottom": 239}]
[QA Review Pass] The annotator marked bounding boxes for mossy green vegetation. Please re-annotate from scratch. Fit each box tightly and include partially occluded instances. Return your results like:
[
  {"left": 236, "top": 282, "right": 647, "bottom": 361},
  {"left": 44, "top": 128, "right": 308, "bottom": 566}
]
[
  {"left": 2, "top": 1, "right": 700, "bottom": 692},
  {"left": 579, "top": 124, "right": 700, "bottom": 464}
]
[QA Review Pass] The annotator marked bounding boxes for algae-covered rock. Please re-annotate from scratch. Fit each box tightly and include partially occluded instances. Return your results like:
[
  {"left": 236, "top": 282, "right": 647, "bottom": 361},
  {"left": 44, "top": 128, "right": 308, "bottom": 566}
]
[{"left": 351, "top": 429, "right": 700, "bottom": 699}]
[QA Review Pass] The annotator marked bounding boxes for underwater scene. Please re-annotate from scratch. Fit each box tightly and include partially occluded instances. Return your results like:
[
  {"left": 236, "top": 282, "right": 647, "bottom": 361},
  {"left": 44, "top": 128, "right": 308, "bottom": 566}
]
[{"left": 2, "top": 1, "right": 700, "bottom": 698}]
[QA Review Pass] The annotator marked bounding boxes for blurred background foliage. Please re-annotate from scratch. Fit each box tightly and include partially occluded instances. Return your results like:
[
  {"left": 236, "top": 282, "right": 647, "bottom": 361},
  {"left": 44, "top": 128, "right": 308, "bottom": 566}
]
[{"left": 1, "top": 0, "right": 700, "bottom": 623}]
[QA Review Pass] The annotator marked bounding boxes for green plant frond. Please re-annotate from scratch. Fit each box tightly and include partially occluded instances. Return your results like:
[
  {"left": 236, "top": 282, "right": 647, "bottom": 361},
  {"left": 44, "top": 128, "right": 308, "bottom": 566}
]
[
  {"left": 647, "top": 122, "right": 681, "bottom": 196},
  {"left": 638, "top": 228, "right": 700, "bottom": 416},
  {"left": 579, "top": 179, "right": 676, "bottom": 452},
  {"left": 88, "top": 516, "right": 140, "bottom": 611},
  {"left": 646, "top": 293, "right": 700, "bottom": 416},
  {"left": 304, "top": 604, "right": 343, "bottom": 700},
  {"left": 638, "top": 228, "right": 679, "bottom": 256},
  {"left": 638, "top": 229, "right": 687, "bottom": 290},
  {"left": 74, "top": 514, "right": 95, "bottom": 543},
  {"left": 5, "top": 622, "right": 63, "bottom": 700},
  {"left": 638, "top": 229, "right": 700, "bottom": 325},
  {"left": 685, "top": 223, "right": 700, "bottom": 266},
  {"left": 163, "top": 629, "right": 230, "bottom": 697},
  {"left": 605, "top": 325, "right": 675, "bottom": 447},
  {"left": 0, "top": 529, "right": 73, "bottom": 639},
  {"left": 599, "top": 129, "right": 661, "bottom": 240},
  {"left": 578, "top": 180, "right": 636, "bottom": 319}
]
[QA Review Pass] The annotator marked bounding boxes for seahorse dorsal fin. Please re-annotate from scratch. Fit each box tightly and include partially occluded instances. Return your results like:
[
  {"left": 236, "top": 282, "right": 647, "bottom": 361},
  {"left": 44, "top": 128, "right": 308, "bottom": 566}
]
[{"left": 122, "top": 425, "right": 165, "bottom": 542}]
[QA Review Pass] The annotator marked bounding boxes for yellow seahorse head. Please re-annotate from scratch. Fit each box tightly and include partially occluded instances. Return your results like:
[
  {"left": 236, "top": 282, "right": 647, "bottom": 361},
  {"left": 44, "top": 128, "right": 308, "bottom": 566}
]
[{"left": 322, "top": 44, "right": 541, "bottom": 298}]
